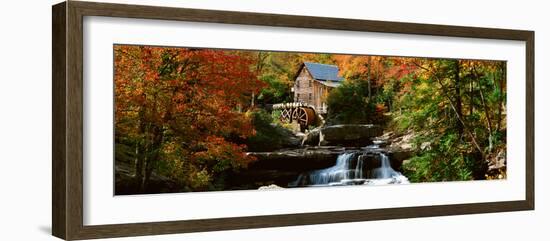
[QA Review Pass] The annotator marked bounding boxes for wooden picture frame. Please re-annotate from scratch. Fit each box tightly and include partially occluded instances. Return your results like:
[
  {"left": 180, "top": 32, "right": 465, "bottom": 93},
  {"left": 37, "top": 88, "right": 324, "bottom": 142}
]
[{"left": 52, "top": 1, "right": 534, "bottom": 240}]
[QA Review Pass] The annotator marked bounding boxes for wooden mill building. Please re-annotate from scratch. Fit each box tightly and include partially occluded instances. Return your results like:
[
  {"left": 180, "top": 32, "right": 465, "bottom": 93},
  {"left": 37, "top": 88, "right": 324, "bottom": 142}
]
[{"left": 293, "top": 62, "right": 344, "bottom": 114}]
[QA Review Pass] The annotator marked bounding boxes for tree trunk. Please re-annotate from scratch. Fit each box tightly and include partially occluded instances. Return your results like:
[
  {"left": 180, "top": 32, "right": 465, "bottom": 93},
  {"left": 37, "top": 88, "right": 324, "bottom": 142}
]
[
  {"left": 143, "top": 125, "right": 164, "bottom": 190},
  {"left": 134, "top": 141, "right": 144, "bottom": 192},
  {"left": 496, "top": 62, "right": 506, "bottom": 131},
  {"left": 473, "top": 65, "right": 494, "bottom": 151},
  {"left": 417, "top": 60, "right": 483, "bottom": 155},
  {"left": 436, "top": 77, "right": 483, "bottom": 156},
  {"left": 251, "top": 52, "right": 267, "bottom": 108},
  {"left": 366, "top": 57, "right": 372, "bottom": 100},
  {"left": 134, "top": 107, "right": 146, "bottom": 192},
  {"left": 469, "top": 77, "right": 474, "bottom": 115}
]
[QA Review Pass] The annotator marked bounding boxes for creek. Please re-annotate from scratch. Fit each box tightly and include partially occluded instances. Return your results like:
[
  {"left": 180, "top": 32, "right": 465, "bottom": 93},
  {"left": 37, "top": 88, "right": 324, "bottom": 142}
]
[{"left": 288, "top": 144, "right": 409, "bottom": 187}]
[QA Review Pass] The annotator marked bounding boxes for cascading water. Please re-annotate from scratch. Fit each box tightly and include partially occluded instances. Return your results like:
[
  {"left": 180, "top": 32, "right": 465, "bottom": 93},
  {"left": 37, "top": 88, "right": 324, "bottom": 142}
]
[
  {"left": 370, "top": 153, "right": 395, "bottom": 179},
  {"left": 289, "top": 148, "right": 409, "bottom": 187},
  {"left": 366, "top": 152, "right": 410, "bottom": 185},
  {"left": 291, "top": 153, "right": 360, "bottom": 186}
]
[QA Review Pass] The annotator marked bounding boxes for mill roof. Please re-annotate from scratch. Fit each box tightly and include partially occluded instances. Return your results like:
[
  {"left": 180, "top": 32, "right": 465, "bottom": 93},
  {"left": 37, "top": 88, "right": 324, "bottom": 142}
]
[{"left": 302, "top": 62, "right": 344, "bottom": 82}]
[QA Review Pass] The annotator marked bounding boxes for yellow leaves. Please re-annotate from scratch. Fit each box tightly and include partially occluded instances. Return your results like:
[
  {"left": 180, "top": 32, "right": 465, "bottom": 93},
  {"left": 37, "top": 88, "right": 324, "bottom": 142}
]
[
  {"left": 417, "top": 82, "right": 430, "bottom": 91},
  {"left": 161, "top": 141, "right": 177, "bottom": 155}
]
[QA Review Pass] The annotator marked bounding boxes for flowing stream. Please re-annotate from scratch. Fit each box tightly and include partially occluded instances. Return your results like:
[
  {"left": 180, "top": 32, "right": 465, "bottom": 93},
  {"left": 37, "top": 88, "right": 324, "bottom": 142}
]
[{"left": 289, "top": 145, "right": 409, "bottom": 187}]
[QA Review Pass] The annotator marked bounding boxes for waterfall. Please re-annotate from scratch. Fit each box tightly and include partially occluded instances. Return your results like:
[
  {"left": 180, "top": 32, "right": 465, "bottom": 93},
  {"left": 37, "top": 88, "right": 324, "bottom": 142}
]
[
  {"left": 289, "top": 151, "right": 409, "bottom": 187},
  {"left": 370, "top": 153, "right": 395, "bottom": 179},
  {"left": 294, "top": 153, "right": 358, "bottom": 186},
  {"left": 355, "top": 156, "right": 364, "bottom": 180}
]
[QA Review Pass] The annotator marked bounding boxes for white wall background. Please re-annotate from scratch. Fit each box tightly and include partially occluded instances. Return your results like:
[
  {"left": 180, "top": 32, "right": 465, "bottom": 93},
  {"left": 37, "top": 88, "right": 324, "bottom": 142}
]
[{"left": 0, "top": 0, "right": 547, "bottom": 240}]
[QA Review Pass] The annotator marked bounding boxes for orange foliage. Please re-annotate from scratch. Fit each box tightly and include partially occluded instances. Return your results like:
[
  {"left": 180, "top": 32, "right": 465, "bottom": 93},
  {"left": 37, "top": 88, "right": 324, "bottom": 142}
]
[{"left": 114, "top": 45, "right": 264, "bottom": 185}]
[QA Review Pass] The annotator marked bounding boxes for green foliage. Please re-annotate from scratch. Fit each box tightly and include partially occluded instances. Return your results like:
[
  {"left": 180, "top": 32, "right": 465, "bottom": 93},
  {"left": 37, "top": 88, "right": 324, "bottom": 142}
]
[
  {"left": 393, "top": 59, "right": 506, "bottom": 182},
  {"left": 245, "top": 109, "right": 296, "bottom": 152},
  {"left": 325, "top": 80, "right": 380, "bottom": 124},
  {"left": 271, "top": 109, "right": 282, "bottom": 121},
  {"left": 376, "top": 78, "right": 400, "bottom": 111},
  {"left": 257, "top": 75, "right": 292, "bottom": 104},
  {"left": 403, "top": 132, "right": 476, "bottom": 182}
]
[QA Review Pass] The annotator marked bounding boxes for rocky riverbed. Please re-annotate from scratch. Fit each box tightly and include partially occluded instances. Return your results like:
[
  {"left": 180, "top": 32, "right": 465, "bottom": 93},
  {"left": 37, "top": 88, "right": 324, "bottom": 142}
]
[
  {"left": 235, "top": 124, "right": 413, "bottom": 189},
  {"left": 115, "top": 124, "right": 414, "bottom": 192}
]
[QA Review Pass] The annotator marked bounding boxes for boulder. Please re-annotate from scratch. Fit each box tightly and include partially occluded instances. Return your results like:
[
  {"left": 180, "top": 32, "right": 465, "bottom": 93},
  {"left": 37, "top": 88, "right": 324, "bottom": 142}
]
[
  {"left": 301, "top": 127, "right": 321, "bottom": 146},
  {"left": 246, "top": 122, "right": 302, "bottom": 152},
  {"left": 387, "top": 148, "right": 413, "bottom": 163},
  {"left": 389, "top": 130, "right": 415, "bottom": 151},
  {"left": 247, "top": 146, "right": 346, "bottom": 171},
  {"left": 231, "top": 147, "right": 347, "bottom": 188},
  {"left": 284, "top": 133, "right": 302, "bottom": 148},
  {"left": 227, "top": 169, "right": 300, "bottom": 189},
  {"left": 355, "top": 148, "right": 412, "bottom": 171},
  {"left": 357, "top": 152, "right": 400, "bottom": 171},
  {"left": 319, "top": 124, "right": 383, "bottom": 146}
]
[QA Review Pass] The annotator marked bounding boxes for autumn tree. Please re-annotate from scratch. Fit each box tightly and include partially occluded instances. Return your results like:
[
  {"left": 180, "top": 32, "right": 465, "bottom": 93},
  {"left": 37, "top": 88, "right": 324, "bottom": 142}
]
[
  {"left": 114, "top": 45, "right": 264, "bottom": 193},
  {"left": 327, "top": 56, "right": 416, "bottom": 124}
]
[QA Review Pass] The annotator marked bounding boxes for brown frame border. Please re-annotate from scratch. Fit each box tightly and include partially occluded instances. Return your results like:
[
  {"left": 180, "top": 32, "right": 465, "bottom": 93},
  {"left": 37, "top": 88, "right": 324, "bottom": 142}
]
[{"left": 52, "top": 1, "right": 535, "bottom": 240}]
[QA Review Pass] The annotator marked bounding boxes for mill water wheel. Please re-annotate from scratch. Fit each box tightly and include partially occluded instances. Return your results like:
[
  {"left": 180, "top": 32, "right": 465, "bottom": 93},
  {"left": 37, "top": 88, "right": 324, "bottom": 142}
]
[
  {"left": 292, "top": 107, "right": 313, "bottom": 125},
  {"left": 291, "top": 107, "right": 316, "bottom": 131}
]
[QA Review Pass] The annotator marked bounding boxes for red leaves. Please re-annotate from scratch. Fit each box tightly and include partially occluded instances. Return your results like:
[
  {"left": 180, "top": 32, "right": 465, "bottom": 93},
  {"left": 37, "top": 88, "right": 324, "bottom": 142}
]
[
  {"left": 114, "top": 45, "right": 262, "bottom": 179},
  {"left": 375, "top": 103, "right": 387, "bottom": 113},
  {"left": 193, "top": 135, "right": 256, "bottom": 172}
]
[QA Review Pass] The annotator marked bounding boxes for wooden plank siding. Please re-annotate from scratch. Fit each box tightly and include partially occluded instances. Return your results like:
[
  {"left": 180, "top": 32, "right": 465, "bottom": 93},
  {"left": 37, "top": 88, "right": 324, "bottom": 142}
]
[
  {"left": 293, "top": 66, "right": 334, "bottom": 113},
  {"left": 294, "top": 67, "right": 314, "bottom": 105}
]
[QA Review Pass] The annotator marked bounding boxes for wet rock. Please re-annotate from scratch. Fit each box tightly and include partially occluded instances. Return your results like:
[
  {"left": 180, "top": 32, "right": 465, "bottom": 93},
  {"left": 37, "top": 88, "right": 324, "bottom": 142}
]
[
  {"left": 301, "top": 127, "right": 321, "bottom": 146},
  {"left": 247, "top": 146, "right": 346, "bottom": 171},
  {"left": 372, "top": 139, "right": 389, "bottom": 147},
  {"left": 235, "top": 146, "right": 350, "bottom": 189},
  {"left": 387, "top": 148, "right": 413, "bottom": 164},
  {"left": 355, "top": 148, "right": 411, "bottom": 171},
  {"left": 359, "top": 153, "right": 397, "bottom": 171},
  {"left": 302, "top": 125, "right": 383, "bottom": 147},
  {"left": 285, "top": 134, "right": 303, "bottom": 148},
  {"left": 246, "top": 123, "right": 302, "bottom": 152},
  {"left": 228, "top": 169, "right": 299, "bottom": 189},
  {"left": 319, "top": 124, "right": 383, "bottom": 146}
]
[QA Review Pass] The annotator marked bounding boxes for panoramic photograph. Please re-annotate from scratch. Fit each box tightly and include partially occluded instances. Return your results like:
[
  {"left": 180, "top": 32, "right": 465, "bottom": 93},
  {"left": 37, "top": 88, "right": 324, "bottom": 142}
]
[{"left": 114, "top": 45, "right": 507, "bottom": 195}]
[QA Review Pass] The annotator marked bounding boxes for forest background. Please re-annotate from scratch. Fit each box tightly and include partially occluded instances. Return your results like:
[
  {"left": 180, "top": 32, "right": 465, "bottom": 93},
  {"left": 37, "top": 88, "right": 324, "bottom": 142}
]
[{"left": 114, "top": 45, "right": 506, "bottom": 193}]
